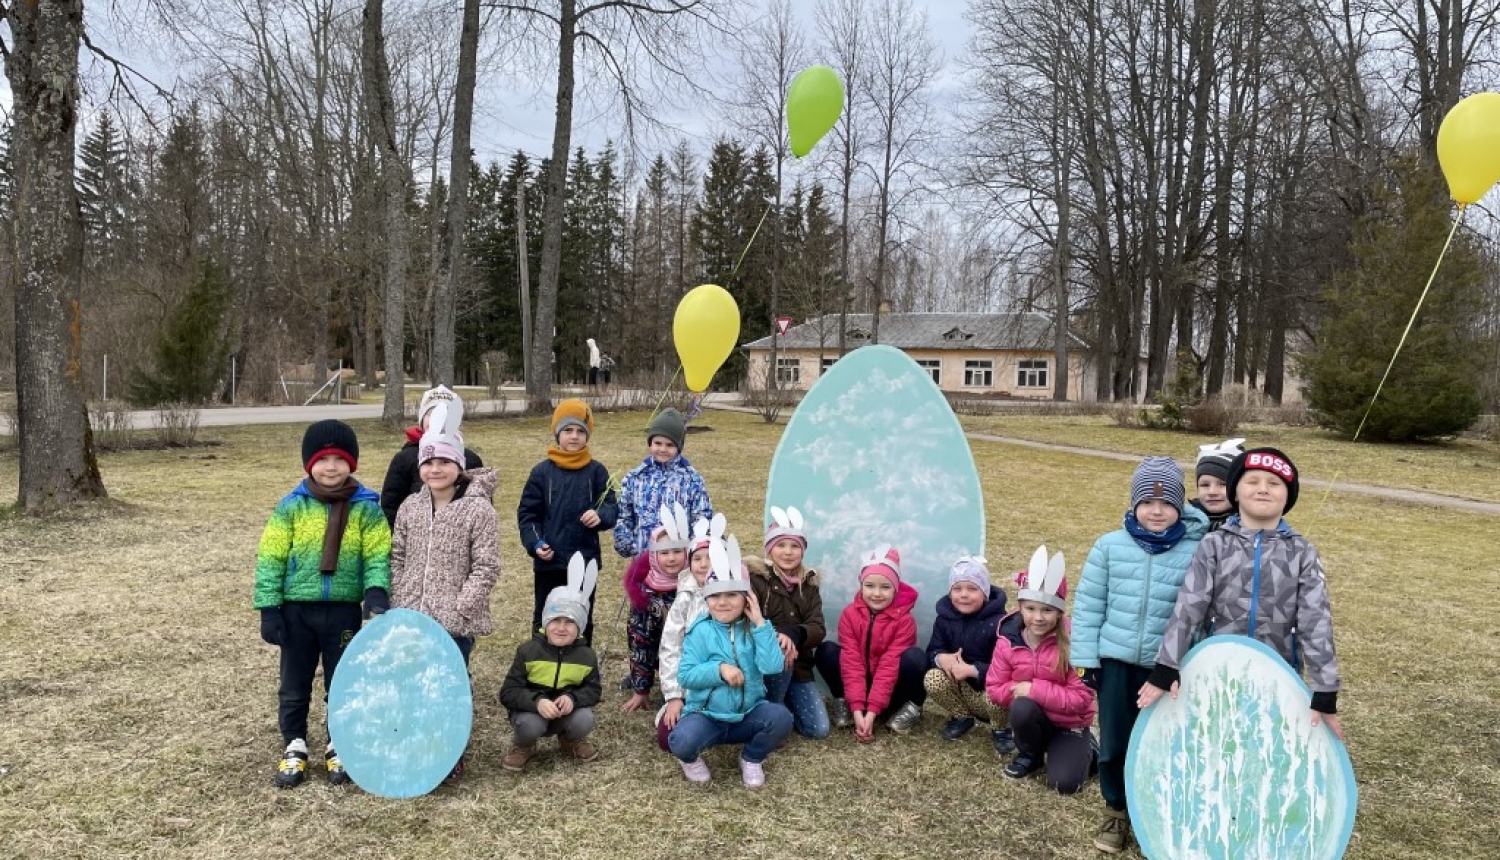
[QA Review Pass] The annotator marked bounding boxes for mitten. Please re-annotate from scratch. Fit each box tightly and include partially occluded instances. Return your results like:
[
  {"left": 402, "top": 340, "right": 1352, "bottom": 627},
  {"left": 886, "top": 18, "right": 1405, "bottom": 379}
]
[
  {"left": 260, "top": 607, "right": 285, "bottom": 646},
  {"left": 1080, "top": 667, "right": 1100, "bottom": 692},
  {"left": 363, "top": 587, "right": 390, "bottom": 617}
]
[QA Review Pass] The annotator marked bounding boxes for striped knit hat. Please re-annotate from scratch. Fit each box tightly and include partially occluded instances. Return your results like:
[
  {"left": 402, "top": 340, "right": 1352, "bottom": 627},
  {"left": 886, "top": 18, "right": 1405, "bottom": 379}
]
[{"left": 1131, "top": 456, "right": 1185, "bottom": 512}]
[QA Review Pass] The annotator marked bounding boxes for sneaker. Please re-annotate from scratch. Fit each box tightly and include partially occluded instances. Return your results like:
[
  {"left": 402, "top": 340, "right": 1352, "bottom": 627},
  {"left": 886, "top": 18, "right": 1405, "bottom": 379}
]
[
  {"left": 941, "top": 715, "right": 977, "bottom": 741},
  {"left": 739, "top": 758, "right": 766, "bottom": 790},
  {"left": 1094, "top": 808, "right": 1131, "bottom": 854},
  {"left": 325, "top": 746, "right": 349, "bottom": 786},
  {"left": 502, "top": 745, "right": 534, "bottom": 773},
  {"left": 886, "top": 701, "right": 922, "bottom": 734},
  {"left": 443, "top": 755, "right": 466, "bottom": 784},
  {"left": 274, "top": 739, "right": 308, "bottom": 789},
  {"left": 1003, "top": 753, "right": 1045, "bottom": 779},
  {"left": 679, "top": 758, "right": 711, "bottom": 784},
  {"left": 991, "top": 727, "right": 1016, "bottom": 755},
  {"left": 561, "top": 738, "right": 600, "bottom": 762},
  {"left": 831, "top": 698, "right": 854, "bottom": 729}
]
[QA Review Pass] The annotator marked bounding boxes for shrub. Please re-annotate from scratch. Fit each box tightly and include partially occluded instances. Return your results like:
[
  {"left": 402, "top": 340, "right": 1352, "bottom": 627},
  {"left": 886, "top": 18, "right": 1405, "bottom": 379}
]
[
  {"left": 155, "top": 403, "right": 201, "bottom": 447},
  {"left": 90, "top": 400, "right": 136, "bottom": 451}
]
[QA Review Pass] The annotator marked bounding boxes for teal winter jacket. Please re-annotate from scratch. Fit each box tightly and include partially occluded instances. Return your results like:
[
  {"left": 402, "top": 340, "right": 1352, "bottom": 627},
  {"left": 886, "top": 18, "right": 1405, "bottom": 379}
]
[
  {"left": 1071, "top": 505, "right": 1208, "bottom": 669},
  {"left": 678, "top": 613, "right": 784, "bottom": 723}
]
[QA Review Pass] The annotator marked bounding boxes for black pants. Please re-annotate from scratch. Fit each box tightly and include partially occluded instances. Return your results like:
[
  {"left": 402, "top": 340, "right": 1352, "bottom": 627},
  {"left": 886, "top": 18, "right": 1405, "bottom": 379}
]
[
  {"left": 1097, "top": 658, "right": 1153, "bottom": 810},
  {"left": 278, "top": 602, "right": 362, "bottom": 745},
  {"left": 815, "top": 642, "right": 927, "bottom": 718},
  {"left": 1010, "top": 696, "right": 1095, "bottom": 795},
  {"left": 532, "top": 567, "right": 596, "bottom": 645}
]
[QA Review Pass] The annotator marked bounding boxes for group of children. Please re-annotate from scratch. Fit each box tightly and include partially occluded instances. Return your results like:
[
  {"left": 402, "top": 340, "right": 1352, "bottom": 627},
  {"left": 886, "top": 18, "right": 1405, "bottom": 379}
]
[{"left": 253, "top": 392, "right": 1343, "bottom": 856}]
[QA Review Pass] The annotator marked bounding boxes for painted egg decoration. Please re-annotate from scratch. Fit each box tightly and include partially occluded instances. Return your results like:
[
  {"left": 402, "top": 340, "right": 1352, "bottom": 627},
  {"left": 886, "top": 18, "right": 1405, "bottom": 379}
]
[
  {"left": 764, "top": 344, "right": 985, "bottom": 646},
  {"left": 327, "top": 609, "right": 473, "bottom": 798},
  {"left": 1126, "top": 635, "right": 1358, "bottom": 860}
]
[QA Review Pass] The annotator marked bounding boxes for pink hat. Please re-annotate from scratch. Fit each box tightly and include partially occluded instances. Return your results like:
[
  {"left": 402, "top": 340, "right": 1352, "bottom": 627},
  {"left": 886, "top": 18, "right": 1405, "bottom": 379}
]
[
  {"left": 418, "top": 430, "right": 464, "bottom": 467},
  {"left": 764, "top": 505, "right": 808, "bottom": 553},
  {"left": 859, "top": 546, "right": 902, "bottom": 589}
]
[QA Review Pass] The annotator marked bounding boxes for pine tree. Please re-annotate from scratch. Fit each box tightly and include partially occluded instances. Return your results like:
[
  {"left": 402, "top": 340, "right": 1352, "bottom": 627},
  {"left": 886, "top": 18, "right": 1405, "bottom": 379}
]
[
  {"left": 1300, "top": 156, "right": 1484, "bottom": 442},
  {"left": 77, "top": 111, "right": 135, "bottom": 260},
  {"left": 128, "top": 258, "right": 231, "bottom": 405}
]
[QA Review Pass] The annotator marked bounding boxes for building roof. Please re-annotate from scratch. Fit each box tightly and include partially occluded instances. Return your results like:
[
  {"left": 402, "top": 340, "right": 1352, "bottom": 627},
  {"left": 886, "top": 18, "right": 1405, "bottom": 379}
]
[{"left": 743, "top": 312, "right": 1090, "bottom": 352}]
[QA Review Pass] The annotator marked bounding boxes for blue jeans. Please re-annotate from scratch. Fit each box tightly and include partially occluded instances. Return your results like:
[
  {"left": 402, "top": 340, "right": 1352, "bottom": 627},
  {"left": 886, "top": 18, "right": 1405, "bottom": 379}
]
[
  {"left": 765, "top": 672, "right": 831, "bottom": 739},
  {"left": 668, "top": 701, "right": 793, "bottom": 764}
]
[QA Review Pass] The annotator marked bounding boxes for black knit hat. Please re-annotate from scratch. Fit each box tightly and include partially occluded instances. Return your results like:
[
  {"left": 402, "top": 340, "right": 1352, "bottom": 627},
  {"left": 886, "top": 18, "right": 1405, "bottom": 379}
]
[
  {"left": 1226, "top": 447, "right": 1298, "bottom": 515},
  {"left": 302, "top": 419, "right": 359, "bottom": 473},
  {"left": 646, "top": 408, "right": 687, "bottom": 451}
]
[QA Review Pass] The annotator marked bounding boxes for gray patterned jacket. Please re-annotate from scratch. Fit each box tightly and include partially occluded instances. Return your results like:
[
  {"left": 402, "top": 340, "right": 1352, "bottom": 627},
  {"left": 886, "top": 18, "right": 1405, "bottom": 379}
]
[{"left": 1155, "top": 518, "right": 1340, "bottom": 694}]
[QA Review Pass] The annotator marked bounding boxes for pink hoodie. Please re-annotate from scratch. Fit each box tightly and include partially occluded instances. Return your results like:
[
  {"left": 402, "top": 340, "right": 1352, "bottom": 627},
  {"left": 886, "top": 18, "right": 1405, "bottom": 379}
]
[{"left": 985, "top": 612, "right": 1096, "bottom": 730}]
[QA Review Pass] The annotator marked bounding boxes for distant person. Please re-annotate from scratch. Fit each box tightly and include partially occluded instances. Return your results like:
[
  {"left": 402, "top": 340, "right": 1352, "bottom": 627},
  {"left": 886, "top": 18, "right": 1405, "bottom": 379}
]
[
  {"left": 599, "top": 353, "right": 615, "bottom": 388},
  {"left": 517, "top": 400, "right": 617, "bottom": 643},
  {"left": 389, "top": 425, "right": 501, "bottom": 784},
  {"left": 253, "top": 419, "right": 391, "bottom": 789},
  {"left": 587, "top": 338, "right": 601, "bottom": 390},
  {"left": 380, "top": 385, "right": 484, "bottom": 527}
]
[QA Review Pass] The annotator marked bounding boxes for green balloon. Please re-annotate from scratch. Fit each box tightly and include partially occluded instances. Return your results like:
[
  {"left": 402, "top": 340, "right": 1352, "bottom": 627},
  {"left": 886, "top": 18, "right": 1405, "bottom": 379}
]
[{"left": 786, "top": 65, "right": 845, "bottom": 158}]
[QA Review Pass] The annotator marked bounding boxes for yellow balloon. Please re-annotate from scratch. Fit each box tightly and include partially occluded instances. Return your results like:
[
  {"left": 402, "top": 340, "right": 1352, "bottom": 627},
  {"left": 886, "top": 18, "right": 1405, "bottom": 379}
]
[
  {"left": 1437, "top": 92, "right": 1500, "bottom": 204},
  {"left": 673, "top": 284, "right": 741, "bottom": 392}
]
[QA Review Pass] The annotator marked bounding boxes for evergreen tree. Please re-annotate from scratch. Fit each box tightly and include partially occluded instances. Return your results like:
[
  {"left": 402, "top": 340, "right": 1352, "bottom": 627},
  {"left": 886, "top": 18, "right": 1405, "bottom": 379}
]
[
  {"left": 1300, "top": 156, "right": 1484, "bottom": 442},
  {"left": 144, "top": 109, "right": 211, "bottom": 271},
  {"left": 466, "top": 152, "right": 541, "bottom": 380},
  {"left": 128, "top": 258, "right": 231, "bottom": 405},
  {"left": 77, "top": 111, "right": 136, "bottom": 260}
]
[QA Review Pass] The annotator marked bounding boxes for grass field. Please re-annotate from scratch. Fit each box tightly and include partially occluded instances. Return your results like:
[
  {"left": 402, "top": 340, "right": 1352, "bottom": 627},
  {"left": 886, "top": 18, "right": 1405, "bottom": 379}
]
[{"left": 0, "top": 409, "right": 1496, "bottom": 860}]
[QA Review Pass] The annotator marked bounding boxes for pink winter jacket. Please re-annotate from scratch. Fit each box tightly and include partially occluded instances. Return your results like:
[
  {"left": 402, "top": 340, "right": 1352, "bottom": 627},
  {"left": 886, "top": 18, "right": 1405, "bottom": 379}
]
[
  {"left": 985, "top": 612, "right": 1097, "bottom": 730},
  {"left": 391, "top": 468, "right": 502, "bottom": 637},
  {"left": 838, "top": 582, "right": 919, "bottom": 715}
]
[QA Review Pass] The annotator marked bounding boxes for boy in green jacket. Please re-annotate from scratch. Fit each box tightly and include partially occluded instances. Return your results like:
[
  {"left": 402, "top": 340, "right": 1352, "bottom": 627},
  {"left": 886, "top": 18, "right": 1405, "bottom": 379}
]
[{"left": 253, "top": 420, "right": 392, "bottom": 788}]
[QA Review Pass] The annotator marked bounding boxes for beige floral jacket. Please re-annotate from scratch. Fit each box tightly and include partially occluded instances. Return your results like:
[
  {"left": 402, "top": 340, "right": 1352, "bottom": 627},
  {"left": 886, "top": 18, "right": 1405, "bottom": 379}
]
[{"left": 391, "top": 468, "right": 501, "bottom": 637}]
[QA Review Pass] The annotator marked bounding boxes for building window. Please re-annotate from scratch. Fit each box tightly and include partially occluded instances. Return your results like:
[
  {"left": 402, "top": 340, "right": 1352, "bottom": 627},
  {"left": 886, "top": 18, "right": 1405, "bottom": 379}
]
[
  {"left": 915, "top": 359, "right": 941, "bottom": 385},
  {"left": 821, "top": 357, "right": 838, "bottom": 373},
  {"left": 776, "top": 357, "right": 801, "bottom": 384},
  {"left": 1017, "top": 359, "right": 1049, "bottom": 388},
  {"left": 964, "top": 360, "right": 993, "bottom": 388}
]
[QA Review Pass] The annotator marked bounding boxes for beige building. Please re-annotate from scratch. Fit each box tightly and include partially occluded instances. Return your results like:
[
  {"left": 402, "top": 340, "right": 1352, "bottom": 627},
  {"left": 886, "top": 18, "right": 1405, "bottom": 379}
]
[{"left": 744, "top": 312, "right": 1104, "bottom": 400}]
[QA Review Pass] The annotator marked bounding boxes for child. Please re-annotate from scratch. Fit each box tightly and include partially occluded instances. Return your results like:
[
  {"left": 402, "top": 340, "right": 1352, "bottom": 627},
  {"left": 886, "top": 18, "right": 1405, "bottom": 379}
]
[
  {"left": 746, "top": 506, "right": 830, "bottom": 740},
  {"left": 924, "top": 554, "right": 1011, "bottom": 751},
  {"left": 987, "top": 547, "right": 1098, "bottom": 794},
  {"left": 1140, "top": 448, "right": 1343, "bottom": 736},
  {"left": 253, "top": 419, "right": 392, "bottom": 788},
  {"left": 655, "top": 515, "right": 720, "bottom": 751},
  {"left": 814, "top": 546, "right": 927, "bottom": 740},
  {"left": 1072, "top": 456, "right": 1208, "bottom": 854},
  {"left": 499, "top": 553, "right": 603, "bottom": 771},
  {"left": 1190, "top": 437, "right": 1244, "bottom": 532},
  {"left": 621, "top": 505, "right": 690, "bottom": 712},
  {"left": 517, "top": 400, "right": 618, "bottom": 643},
  {"left": 380, "top": 385, "right": 484, "bottom": 527},
  {"left": 611, "top": 407, "right": 711, "bottom": 558},
  {"left": 667, "top": 537, "right": 794, "bottom": 788}
]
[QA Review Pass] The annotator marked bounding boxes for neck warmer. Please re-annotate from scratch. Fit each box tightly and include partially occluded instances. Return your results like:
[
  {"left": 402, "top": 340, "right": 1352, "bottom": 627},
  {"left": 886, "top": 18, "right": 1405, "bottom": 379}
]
[
  {"left": 303, "top": 476, "right": 361, "bottom": 572},
  {"left": 547, "top": 443, "right": 592, "bottom": 469},
  {"left": 1124, "top": 511, "right": 1187, "bottom": 555}
]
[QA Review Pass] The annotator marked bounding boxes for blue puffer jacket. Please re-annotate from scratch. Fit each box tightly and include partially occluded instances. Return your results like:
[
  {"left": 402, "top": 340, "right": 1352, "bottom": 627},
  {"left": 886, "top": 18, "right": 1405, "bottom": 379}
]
[
  {"left": 925, "top": 585, "right": 1008, "bottom": 689},
  {"left": 1071, "top": 505, "right": 1208, "bottom": 669},
  {"left": 677, "top": 613, "right": 783, "bottom": 723}
]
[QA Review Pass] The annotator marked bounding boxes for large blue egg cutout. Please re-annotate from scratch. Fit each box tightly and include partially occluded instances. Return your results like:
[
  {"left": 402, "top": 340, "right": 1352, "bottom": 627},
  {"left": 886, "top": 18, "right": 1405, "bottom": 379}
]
[
  {"left": 764, "top": 345, "right": 985, "bottom": 647},
  {"left": 327, "top": 609, "right": 473, "bottom": 798},
  {"left": 1126, "top": 635, "right": 1357, "bottom": 860}
]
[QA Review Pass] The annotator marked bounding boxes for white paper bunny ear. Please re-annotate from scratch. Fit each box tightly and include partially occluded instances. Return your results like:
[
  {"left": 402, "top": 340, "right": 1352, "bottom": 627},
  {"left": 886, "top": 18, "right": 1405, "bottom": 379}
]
[
  {"left": 649, "top": 503, "right": 691, "bottom": 551},
  {"left": 726, "top": 534, "right": 743, "bottom": 578},
  {"left": 673, "top": 503, "right": 689, "bottom": 541},
  {"left": 766, "top": 503, "right": 807, "bottom": 548},
  {"left": 1026, "top": 546, "right": 1049, "bottom": 590},
  {"left": 704, "top": 533, "right": 750, "bottom": 596},
  {"left": 567, "top": 551, "right": 586, "bottom": 592},
  {"left": 770, "top": 506, "right": 790, "bottom": 528},
  {"left": 692, "top": 517, "right": 711, "bottom": 541},
  {"left": 1016, "top": 545, "right": 1068, "bottom": 610},
  {"left": 710, "top": 512, "right": 726, "bottom": 540},
  {"left": 581, "top": 558, "right": 599, "bottom": 608},
  {"left": 1044, "top": 551, "right": 1066, "bottom": 596},
  {"left": 786, "top": 507, "right": 803, "bottom": 530}
]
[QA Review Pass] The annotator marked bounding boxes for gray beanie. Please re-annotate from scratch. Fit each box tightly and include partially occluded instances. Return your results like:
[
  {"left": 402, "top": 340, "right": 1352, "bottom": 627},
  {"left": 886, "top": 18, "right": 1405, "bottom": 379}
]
[
  {"left": 646, "top": 408, "right": 687, "bottom": 451},
  {"left": 1131, "top": 456, "right": 1185, "bottom": 512}
]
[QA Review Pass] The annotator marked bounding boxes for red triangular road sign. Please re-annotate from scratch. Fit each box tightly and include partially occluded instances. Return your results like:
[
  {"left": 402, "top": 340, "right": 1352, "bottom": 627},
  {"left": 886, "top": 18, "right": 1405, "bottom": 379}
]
[{"left": 775, "top": 316, "right": 792, "bottom": 336}]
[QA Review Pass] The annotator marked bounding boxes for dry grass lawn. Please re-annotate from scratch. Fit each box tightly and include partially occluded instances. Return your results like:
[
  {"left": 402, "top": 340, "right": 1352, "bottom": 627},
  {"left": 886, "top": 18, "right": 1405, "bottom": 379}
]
[{"left": 0, "top": 408, "right": 1496, "bottom": 860}]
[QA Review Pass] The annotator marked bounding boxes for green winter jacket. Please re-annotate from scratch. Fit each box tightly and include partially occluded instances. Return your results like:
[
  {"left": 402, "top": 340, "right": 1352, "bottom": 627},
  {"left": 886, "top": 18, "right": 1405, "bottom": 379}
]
[
  {"left": 499, "top": 633, "right": 602, "bottom": 714},
  {"left": 253, "top": 480, "right": 392, "bottom": 609}
]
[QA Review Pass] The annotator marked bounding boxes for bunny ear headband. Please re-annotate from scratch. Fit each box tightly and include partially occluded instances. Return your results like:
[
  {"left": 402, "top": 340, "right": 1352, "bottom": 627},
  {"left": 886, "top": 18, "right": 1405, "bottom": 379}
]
[
  {"left": 1196, "top": 437, "right": 1246, "bottom": 463},
  {"left": 648, "top": 502, "right": 691, "bottom": 551},
  {"left": 765, "top": 505, "right": 807, "bottom": 551},
  {"left": 417, "top": 386, "right": 466, "bottom": 465},
  {"left": 691, "top": 513, "right": 726, "bottom": 556},
  {"left": 1015, "top": 545, "right": 1067, "bottom": 610},
  {"left": 542, "top": 552, "right": 599, "bottom": 629},
  {"left": 704, "top": 534, "right": 749, "bottom": 596}
]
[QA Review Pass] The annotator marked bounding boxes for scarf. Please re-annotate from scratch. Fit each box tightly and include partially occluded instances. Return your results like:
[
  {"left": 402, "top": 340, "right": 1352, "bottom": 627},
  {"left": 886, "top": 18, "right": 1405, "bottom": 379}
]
[
  {"left": 775, "top": 564, "right": 803, "bottom": 590},
  {"left": 547, "top": 443, "right": 592, "bottom": 469},
  {"left": 304, "top": 476, "right": 361, "bottom": 573},
  {"left": 1124, "top": 511, "right": 1186, "bottom": 555},
  {"left": 644, "top": 551, "right": 680, "bottom": 594}
]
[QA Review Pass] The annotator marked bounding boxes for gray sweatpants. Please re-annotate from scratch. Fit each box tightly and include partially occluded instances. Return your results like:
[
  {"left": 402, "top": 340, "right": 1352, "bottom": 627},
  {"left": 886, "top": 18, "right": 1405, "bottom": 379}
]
[{"left": 510, "top": 708, "right": 596, "bottom": 747}]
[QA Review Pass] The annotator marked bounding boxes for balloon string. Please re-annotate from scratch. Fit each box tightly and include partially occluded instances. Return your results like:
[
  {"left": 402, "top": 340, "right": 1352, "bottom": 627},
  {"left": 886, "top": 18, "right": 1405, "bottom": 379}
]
[
  {"left": 1349, "top": 206, "right": 1464, "bottom": 443},
  {"left": 646, "top": 365, "right": 684, "bottom": 429},
  {"left": 730, "top": 204, "right": 773, "bottom": 278}
]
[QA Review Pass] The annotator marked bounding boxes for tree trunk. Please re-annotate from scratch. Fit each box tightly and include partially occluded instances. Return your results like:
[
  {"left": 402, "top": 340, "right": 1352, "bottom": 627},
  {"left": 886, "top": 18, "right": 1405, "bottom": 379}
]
[
  {"left": 434, "top": 0, "right": 482, "bottom": 387},
  {"left": 363, "top": 0, "right": 409, "bottom": 425},
  {"left": 527, "top": 0, "right": 578, "bottom": 411},
  {"left": 6, "top": 0, "right": 107, "bottom": 510}
]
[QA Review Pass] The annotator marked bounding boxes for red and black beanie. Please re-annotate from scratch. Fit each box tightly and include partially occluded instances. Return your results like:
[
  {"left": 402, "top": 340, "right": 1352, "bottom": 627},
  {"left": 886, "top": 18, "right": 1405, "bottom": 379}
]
[
  {"left": 1226, "top": 447, "right": 1298, "bottom": 514},
  {"left": 301, "top": 419, "right": 359, "bottom": 473}
]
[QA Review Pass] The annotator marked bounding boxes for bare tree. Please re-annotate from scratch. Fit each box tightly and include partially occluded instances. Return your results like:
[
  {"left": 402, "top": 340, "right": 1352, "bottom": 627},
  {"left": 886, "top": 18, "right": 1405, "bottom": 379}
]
[
  {"left": 4, "top": 0, "right": 108, "bottom": 510},
  {"left": 363, "top": 0, "right": 411, "bottom": 423},
  {"left": 816, "top": 0, "right": 865, "bottom": 355},
  {"left": 432, "top": 0, "right": 483, "bottom": 386}
]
